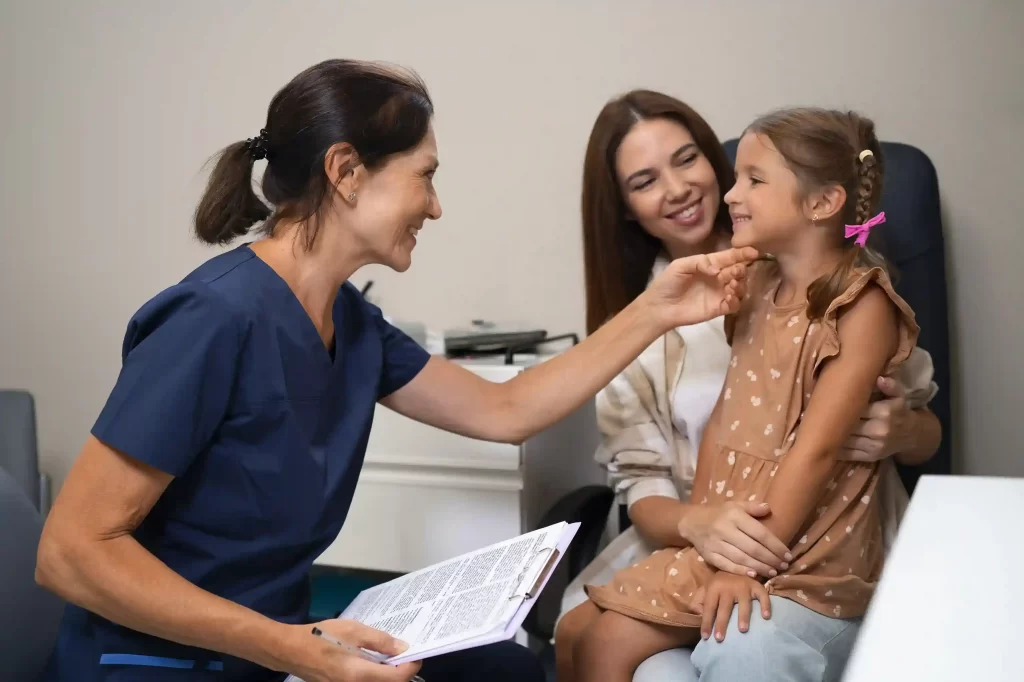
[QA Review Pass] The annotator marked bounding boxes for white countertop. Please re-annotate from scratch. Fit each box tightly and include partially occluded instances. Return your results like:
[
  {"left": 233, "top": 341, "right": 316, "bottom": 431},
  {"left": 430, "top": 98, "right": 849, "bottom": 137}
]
[{"left": 843, "top": 475, "right": 1024, "bottom": 681}]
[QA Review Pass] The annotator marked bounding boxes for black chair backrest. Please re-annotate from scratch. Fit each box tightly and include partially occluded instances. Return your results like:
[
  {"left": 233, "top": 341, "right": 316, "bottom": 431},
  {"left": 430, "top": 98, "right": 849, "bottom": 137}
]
[
  {"left": 0, "top": 390, "right": 41, "bottom": 509},
  {"left": 0, "top": 468, "right": 65, "bottom": 680},
  {"left": 722, "top": 139, "right": 953, "bottom": 493}
]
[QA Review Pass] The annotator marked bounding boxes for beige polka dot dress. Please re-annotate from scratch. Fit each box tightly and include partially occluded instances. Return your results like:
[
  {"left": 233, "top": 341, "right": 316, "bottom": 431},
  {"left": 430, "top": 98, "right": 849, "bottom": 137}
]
[{"left": 586, "top": 266, "right": 919, "bottom": 626}]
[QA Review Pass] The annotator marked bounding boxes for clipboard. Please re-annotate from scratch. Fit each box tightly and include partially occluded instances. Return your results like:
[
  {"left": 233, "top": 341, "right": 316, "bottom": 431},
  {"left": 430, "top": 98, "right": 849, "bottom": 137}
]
[{"left": 511, "top": 547, "right": 562, "bottom": 601}]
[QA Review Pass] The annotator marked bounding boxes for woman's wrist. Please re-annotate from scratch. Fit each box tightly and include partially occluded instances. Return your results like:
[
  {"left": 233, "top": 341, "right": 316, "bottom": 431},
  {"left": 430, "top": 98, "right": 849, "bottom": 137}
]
[
  {"left": 893, "top": 408, "right": 942, "bottom": 465},
  {"left": 629, "top": 495, "right": 695, "bottom": 549},
  {"left": 244, "top": 619, "right": 301, "bottom": 674},
  {"left": 674, "top": 501, "right": 702, "bottom": 544},
  {"left": 630, "top": 289, "right": 675, "bottom": 338}
]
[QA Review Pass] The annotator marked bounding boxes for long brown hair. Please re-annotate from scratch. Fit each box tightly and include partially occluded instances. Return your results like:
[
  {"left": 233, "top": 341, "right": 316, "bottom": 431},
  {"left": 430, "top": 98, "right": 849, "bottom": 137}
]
[
  {"left": 194, "top": 59, "right": 433, "bottom": 249},
  {"left": 582, "top": 90, "right": 735, "bottom": 334},
  {"left": 745, "top": 107, "right": 887, "bottom": 319}
]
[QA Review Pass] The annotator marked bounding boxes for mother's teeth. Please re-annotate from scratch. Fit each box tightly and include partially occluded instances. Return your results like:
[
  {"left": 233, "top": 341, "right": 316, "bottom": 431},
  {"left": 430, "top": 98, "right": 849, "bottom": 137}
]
[{"left": 682, "top": 205, "right": 698, "bottom": 218}]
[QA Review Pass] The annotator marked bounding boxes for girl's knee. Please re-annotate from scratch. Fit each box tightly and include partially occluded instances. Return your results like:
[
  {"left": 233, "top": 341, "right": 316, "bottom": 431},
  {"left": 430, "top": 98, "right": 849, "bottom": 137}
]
[
  {"left": 574, "top": 611, "right": 633, "bottom": 667},
  {"left": 555, "top": 601, "right": 599, "bottom": 653}
]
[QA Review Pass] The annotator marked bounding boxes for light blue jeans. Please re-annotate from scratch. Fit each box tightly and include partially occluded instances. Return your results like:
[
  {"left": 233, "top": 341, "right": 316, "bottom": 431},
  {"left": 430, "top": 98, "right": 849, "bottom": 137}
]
[{"left": 633, "top": 596, "right": 861, "bottom": 682}]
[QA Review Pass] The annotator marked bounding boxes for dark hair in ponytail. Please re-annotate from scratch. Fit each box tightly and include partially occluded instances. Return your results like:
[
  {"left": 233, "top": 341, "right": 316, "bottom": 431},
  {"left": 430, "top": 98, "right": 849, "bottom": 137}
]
[
  {"left": 746, "top": 107, "right": 886, "bottom": 319},
  {"left": 194, "top": 59, "right": 433, "bottom": 247}
]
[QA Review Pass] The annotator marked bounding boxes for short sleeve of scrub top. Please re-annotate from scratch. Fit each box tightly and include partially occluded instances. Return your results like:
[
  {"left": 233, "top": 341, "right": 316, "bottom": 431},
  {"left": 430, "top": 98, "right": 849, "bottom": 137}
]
[
  {"left": 366, "top": 301, "right": 431, "bottom": 399},
  {"left": 92, "top": 283, "right": 242, "bottom": 477}
]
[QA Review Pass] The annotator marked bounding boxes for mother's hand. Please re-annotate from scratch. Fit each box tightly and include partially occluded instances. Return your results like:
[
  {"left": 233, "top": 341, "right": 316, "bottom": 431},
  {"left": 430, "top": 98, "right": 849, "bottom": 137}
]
[
  {"left": 678, "top": 501, "right": 792, "bottom": 579},
  {"left": 839, "top": 376, "right": 912, "bottom": 463},
  {"left": 642, "top": 247, "right": 760, "bottom": 329}
]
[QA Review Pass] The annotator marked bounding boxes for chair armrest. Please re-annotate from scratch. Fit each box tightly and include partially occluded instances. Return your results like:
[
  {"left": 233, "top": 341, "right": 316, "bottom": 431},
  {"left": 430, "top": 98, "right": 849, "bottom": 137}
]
[
  {"left": 534, "top": 485, "right": 615, "bottom": 579},
  {"left": 522, "top": 485, "right": 614, "bottom": 643}
]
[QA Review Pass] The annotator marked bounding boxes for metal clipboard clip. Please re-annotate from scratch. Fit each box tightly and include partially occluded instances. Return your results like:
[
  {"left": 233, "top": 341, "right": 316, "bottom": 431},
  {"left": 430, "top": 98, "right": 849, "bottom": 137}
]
[{"left": 510, "top": 546, "right": 561, "bottom": 601}]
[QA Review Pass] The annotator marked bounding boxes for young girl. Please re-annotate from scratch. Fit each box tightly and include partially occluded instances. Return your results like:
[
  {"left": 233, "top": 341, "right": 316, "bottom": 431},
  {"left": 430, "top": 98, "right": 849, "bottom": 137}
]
[{"left": 556, "top": 107, "right": 920, "bottom": 682}]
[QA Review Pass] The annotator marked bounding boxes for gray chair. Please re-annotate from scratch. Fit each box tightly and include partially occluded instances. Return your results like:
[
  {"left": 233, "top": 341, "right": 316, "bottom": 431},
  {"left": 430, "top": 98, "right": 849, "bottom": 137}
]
[
  {"left": 0, "top": 467, "right": 65, "bottom": 681},
  {"left": 0, "top": 390, "right": 51, "bottom": 513}
]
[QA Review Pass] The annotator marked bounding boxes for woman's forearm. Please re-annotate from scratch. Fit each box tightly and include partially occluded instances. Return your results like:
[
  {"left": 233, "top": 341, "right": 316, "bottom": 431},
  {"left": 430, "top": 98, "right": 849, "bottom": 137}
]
[
  {"left": 894, "top": 408, "right": 942, "bottom": 466},
  {"left": 36, "top": 532, "right": 295, "bottom": 673},
  {"left": 628, "top": 496, "right": 696, "bottom": 549},
  {"left": 499, "top": 297, "right": 663, "bottom": 442}
]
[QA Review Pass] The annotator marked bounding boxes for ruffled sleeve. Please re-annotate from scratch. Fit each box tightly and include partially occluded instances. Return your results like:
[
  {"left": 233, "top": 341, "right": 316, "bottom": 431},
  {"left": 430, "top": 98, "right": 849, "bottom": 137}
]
[{"left": 812, "top": 267, "right": 920, "bottom": 378}]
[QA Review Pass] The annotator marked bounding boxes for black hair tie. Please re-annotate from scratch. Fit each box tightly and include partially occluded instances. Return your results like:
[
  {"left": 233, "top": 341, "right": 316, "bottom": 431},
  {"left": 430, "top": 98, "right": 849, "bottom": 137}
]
[{"left": 244, "top": 128, "right": 271, "bottom": 161}]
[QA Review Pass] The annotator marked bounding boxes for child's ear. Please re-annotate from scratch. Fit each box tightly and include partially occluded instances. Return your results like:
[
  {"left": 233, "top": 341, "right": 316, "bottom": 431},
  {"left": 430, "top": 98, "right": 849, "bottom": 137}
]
[{"left": 803, "top": 184, "right": 847, "bottom": 222}]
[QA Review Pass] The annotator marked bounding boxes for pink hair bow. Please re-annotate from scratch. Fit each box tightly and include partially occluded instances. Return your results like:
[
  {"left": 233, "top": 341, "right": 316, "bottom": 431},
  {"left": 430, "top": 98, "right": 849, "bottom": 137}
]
[{"left": 845, "top": 211, "right": 886, "bottom": 247}]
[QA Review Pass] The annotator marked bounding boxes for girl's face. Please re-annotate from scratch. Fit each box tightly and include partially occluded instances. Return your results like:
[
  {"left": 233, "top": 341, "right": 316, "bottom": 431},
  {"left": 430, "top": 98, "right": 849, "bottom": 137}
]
[
  {"left": 615, "top": 118, "right": 721, "bottom": 257},
  {"left": 725, "top": 132, "right": 806, "bottom": 253}
]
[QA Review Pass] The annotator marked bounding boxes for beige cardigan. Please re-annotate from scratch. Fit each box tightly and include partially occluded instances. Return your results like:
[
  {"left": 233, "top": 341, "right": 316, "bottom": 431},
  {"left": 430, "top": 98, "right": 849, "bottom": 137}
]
[{"left": 559, "top": 323, "right": 939, "bottom": 621}]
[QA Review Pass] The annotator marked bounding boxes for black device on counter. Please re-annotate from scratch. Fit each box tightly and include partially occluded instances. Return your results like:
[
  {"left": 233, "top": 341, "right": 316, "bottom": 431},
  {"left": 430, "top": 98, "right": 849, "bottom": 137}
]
[{"left": 444, "top": 329, "right": 579, "bottom": 364}]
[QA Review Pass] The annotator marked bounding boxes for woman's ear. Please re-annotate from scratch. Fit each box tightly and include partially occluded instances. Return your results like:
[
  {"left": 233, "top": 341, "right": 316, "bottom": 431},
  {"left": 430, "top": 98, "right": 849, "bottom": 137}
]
[
  {"left": 804, "top": 184, "right": 847, "bottom": 222},
  {"left": 324, "top": 142, "right": 363, "bottom": 205}
]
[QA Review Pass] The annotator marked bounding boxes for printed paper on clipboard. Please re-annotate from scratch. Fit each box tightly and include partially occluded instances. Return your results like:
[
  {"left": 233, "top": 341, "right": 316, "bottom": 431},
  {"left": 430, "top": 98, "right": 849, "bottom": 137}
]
[{"left": 303, "top": 521, "right": 578, "bottom": 668}]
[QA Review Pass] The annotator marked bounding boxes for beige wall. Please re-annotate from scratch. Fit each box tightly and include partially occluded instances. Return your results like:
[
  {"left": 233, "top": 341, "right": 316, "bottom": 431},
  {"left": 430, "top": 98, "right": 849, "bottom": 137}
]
[{"left": 2, "top": 0, "right": 1022, "bottom": 490}]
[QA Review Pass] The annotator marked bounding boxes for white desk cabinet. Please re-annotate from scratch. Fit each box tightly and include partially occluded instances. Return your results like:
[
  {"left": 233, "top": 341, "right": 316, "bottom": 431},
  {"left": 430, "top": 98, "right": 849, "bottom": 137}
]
[{"left": 314, "top": 357, "right": 605, "bottom": 574}]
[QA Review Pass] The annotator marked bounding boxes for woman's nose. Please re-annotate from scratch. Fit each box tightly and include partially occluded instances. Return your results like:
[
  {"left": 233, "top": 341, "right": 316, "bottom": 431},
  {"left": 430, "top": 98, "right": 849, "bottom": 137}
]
[
  {"left": 664, "top": 171, "right": 691, "bottom": 202},
  {"left": 427, "top": 194, "right": 442, "bottom": 220}
]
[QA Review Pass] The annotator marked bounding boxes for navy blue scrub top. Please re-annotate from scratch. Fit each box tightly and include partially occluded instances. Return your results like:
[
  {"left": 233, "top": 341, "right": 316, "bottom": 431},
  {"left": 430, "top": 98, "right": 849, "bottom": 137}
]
[{"left": 44, "top": 244, "right": 430, "bottom": 682}]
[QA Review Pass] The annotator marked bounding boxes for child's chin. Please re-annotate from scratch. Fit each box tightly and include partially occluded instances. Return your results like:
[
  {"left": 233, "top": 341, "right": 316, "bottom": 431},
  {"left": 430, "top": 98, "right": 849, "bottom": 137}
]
[{"left": 730, "top": 229, "right": 756, "bottom": 249}]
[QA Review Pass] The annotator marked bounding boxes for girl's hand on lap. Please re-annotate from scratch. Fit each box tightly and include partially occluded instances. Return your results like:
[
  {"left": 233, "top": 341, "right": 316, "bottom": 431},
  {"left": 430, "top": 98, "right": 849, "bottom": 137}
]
[{"left": 698, "top": 572, "right": 771, "bottom": 642}]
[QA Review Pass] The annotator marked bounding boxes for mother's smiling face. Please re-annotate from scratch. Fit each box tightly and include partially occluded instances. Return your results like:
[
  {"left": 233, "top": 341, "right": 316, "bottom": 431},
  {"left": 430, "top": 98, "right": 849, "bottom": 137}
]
[{"left": 615, "top": 117, "right": 722, "bottom": 258}]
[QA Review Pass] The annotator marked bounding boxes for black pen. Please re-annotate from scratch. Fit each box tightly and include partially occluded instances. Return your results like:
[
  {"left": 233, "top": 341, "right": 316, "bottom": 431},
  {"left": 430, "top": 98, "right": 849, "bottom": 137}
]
[{"left": 311, "top": 627, "right": 425, "bottom": 682}]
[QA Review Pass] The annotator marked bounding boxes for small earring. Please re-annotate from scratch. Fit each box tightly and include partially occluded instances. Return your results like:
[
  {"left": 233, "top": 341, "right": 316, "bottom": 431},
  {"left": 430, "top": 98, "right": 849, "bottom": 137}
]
[
  {"left": 348, "top": 192, "right": 356, "bottom": 201},
  {"left": 813, "top": 213, "right": 819, "bottom": 222}
]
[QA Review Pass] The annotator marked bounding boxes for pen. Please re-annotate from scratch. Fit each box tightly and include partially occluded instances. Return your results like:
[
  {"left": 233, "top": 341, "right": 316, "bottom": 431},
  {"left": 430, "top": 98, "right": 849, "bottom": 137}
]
[{"left": 311, "top": 627, "right": 425, "bottom": 682}]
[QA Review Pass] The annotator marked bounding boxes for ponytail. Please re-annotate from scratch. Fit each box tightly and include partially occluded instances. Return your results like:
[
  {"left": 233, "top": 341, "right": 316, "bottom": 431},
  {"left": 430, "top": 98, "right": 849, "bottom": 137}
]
[
  {"left": 190, "top": 60, "right": 433, "bottom": 249},
  {"left": 193, "top": 141, "right": 272, "bottom": 245}
]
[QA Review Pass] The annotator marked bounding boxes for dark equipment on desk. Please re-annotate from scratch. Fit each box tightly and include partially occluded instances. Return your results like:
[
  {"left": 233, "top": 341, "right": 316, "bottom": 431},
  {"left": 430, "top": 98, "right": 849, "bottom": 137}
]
[{"left": 444, "top": 329, "right": 579, "bottom": 364}]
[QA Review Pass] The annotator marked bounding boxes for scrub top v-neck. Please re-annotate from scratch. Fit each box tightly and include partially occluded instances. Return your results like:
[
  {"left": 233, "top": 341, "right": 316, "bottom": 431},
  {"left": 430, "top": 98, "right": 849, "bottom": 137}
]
[{"left": 44, "top": 244, "right": 430, "bottom": 682}]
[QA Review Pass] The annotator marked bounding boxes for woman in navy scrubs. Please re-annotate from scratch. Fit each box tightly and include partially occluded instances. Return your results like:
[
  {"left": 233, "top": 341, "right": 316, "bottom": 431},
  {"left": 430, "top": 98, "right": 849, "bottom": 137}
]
[{"left": 35, "top": 59, "right": 756, "bottom": 682}]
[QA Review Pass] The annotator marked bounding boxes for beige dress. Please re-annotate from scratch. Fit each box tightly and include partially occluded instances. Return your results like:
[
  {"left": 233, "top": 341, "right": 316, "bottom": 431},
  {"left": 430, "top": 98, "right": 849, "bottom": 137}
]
[{"left": 585, "top": 266, "right": 919, "bottom": 626}]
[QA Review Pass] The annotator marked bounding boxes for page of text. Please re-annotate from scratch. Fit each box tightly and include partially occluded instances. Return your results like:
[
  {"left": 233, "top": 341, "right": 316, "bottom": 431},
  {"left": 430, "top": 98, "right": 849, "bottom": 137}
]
[{"left": 340, "top": 524, "right": 563, "bottom": 658}]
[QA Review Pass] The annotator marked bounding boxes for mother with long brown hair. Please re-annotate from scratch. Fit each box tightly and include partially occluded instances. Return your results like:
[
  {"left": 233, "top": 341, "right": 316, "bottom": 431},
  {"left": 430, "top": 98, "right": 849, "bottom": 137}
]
[{"left": 555, "top": 90, "right": 943, "bottom": 681}]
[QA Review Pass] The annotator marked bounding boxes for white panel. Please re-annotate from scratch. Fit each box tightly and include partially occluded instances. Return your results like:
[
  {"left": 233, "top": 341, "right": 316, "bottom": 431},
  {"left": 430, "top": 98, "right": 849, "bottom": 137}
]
[
  {"left": 844, "top": 476, "right": 1024, "bottom": 682},
  {"left": 316, "top": 467, "right": 522, "bottom": 573},
  {"left": 365, "top": 405, "right": 521, "bottom": 472}
]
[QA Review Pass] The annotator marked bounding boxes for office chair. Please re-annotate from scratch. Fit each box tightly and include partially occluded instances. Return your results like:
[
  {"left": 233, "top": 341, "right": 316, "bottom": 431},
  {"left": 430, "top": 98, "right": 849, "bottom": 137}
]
[
  {"left": 0, "top": 390, "right": 52, "bottom": 513},
  {"left": 0, "top": 468, "right": 65, "bottom": 680}
]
